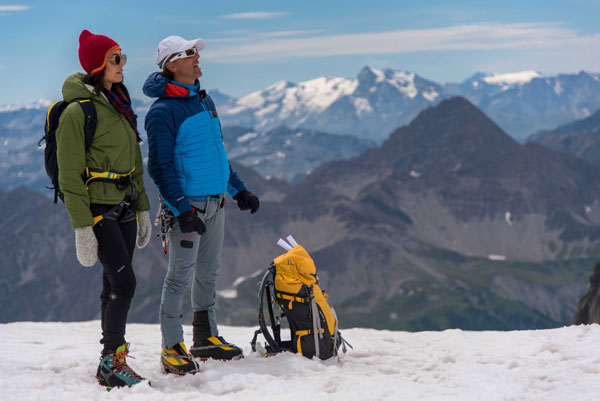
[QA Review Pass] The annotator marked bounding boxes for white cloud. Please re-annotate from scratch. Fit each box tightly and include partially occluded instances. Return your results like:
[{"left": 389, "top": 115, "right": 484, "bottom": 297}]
[
  {"left": 0, "top": 5, "right": 30, "bottom": 11},
  {"left": 260, "top": 30, "right": 324, "bottom": 38},
  {"left": 209, "top": 29, "right": 325, "bottom": 45},
  {"left": 221, "top": 11, "right": 288, "bottom": 20},
  {"left": 203, "top": 23, "right": 600, "bottom": 64}
]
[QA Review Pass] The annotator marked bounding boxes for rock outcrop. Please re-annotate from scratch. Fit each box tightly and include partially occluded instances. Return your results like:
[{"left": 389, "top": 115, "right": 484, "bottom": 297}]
[{"left": 573, "top": 262, "right": 600, "bottom": 324}]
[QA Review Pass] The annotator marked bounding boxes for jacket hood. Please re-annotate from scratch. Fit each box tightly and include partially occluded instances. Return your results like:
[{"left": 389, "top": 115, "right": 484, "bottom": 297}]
[
  {"left": 143, "top": 72, "right": 170, "bottom": 99},
  {"left": 143, "top": 72, "right": 202, "bottom": 99},
  {"left": 61, "top": 73, "right": 94, "bottom": 102}
]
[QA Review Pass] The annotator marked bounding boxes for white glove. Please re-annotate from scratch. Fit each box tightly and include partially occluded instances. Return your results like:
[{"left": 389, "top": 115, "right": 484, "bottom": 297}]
[
  {"left": 75, "top": 226, "right": 98, "bottom": 267},
  {"left": 136, "top": 210, "right": 152, "bottom": 248}
]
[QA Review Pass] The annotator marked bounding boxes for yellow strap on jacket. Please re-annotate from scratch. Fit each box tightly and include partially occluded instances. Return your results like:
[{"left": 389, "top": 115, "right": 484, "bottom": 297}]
[{"left": 84, "top": 166, "right": 135, "bottom": 189}]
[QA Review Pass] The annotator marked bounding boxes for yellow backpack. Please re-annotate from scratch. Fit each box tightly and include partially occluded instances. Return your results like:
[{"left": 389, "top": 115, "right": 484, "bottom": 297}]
[{"left": 251, "top": 236, "right": 351, "bottom": 359}]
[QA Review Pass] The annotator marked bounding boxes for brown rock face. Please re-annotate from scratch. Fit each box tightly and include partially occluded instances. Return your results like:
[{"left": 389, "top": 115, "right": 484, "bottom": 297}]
[{"left": 573, "top": 262, "right": 600, "bottom": 324}]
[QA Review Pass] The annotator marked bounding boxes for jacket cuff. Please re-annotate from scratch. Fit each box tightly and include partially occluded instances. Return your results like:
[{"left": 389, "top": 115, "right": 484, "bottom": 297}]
[{"left": 170, "top": 196, "right": 191, "bottom": 217}]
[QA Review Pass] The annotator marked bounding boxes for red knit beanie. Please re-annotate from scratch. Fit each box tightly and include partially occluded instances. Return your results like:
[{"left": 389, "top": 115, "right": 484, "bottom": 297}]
[{"left": 78, "top": 30, "right": 121, "bottom": 76}]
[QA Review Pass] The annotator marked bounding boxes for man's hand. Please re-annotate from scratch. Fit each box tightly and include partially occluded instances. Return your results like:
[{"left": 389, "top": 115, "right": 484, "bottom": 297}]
[
  {"left": 177, "top": 210, "right": 206, "bottom": 234},
  {"left": 233, "top": 190, "right": 260, "bottom": 214}
]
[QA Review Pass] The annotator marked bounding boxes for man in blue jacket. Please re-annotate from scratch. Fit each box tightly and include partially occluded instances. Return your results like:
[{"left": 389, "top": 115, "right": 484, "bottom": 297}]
[{"left": 144, "top": 35, "right": 259, "bottom": 375}]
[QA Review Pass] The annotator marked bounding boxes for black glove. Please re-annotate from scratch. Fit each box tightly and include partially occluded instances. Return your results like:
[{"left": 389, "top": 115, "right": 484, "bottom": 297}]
[
  {"left": 177, "top": 210, "right": 206, "bottom": 235},
  {"left": 233, "top": 190, "right": 260, "bottom": 214}
]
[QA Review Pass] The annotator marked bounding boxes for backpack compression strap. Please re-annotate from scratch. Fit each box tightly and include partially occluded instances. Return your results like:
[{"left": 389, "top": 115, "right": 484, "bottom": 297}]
[{"left": 74, "top": 99, "right": 97, "bottom": 150}]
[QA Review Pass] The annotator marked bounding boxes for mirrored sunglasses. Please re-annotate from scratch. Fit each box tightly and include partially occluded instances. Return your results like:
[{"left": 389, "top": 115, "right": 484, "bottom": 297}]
[
  {"left": 108, "top": 53, "right": 127, "bottom": 66},
  {"left": 169, "top": 47, "right": 198, "bottom": 63}
]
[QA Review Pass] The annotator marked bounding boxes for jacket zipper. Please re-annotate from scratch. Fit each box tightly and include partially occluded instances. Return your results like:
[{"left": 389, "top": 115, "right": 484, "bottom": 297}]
[
  {"left": 96, "top": 97, "right": 135, "bottom": 199},
  {"left": 119, "top": 114, "right": 135, "bottom": 199},
  {"left": 118, "top": 114, "right": 134, "bottom": 170},
  {"left": 199, "top": 96, "right": 226, "bottom": 190}
]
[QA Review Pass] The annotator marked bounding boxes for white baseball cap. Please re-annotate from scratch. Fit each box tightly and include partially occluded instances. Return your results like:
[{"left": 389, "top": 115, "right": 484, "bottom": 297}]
[{"left": 156, "top": 35, "right": 205, "bottom": 68}]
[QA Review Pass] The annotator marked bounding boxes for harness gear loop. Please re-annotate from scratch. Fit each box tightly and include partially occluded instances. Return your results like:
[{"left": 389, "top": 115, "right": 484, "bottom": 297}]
[{"left": 155, "top": 195, "right": 175, "bottom": 255}]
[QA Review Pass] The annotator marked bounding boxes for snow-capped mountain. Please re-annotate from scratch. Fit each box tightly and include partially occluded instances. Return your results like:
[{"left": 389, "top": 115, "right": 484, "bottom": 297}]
[
  {"left": 220, "top": 66, "right": 442, "bottom": 142},
  {"left": 219, "top": 67, "right": 600, "bottom": 141},
  {"left": 444, "top": 70, "right": 543, "bottom": 104},
  {"left": 447, "top": 70, "right": 600, "bottom": 138},
  {"left": 0, "top": 98, "right": 53, "bottom": 113}
]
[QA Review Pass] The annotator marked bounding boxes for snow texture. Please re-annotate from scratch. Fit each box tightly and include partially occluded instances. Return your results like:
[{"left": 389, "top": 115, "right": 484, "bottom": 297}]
[
  {"left": 3, "top": 321, "right": 600, "bottom": 400},
  {"left": 505, "top": 211, "right": 512, "bottom": 226},
  {"left": 482, "top": 71, "right": 542, "bottom": 85},
  {"left": 236, "top": 132, "right": 259, "bottom": 143},
  {"left": 371, "top": 67, "right": 419, "bottom": 98},
  {"left": 228, "top": 76, "right": 358, "bottom": 116}
]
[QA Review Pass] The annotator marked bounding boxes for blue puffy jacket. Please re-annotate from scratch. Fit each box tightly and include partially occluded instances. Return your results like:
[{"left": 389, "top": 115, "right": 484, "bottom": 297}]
[{"left": 143, "top": 72, "right": 246, "bottom": 216}]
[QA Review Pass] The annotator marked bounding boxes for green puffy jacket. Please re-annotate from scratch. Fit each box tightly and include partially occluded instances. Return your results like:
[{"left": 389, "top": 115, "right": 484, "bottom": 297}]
[{"left": 57, "top": 73, "right": 150, "bottom": 228}]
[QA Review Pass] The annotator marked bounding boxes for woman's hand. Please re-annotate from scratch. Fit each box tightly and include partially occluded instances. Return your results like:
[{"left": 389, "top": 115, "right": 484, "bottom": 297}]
[
  {"left": 75, "top": 226, "right": 98, "bottom": 266},
  {"left": 136, "top": 210, "right": 152, "bottom": 248}
]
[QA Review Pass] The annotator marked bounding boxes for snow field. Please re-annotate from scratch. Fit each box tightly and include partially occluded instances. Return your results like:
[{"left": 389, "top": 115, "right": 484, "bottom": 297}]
[{"left": 2, "top": 321, "right": 600, "bottom": 400}]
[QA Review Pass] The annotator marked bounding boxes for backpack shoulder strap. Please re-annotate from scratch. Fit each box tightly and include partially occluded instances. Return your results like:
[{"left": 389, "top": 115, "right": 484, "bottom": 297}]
[
  {"left": 251, "top": 265, "right": 285, "bottom": 354},
  {"left": 73, "top": 98, "right": 97, "bottom": 150},
  {"left": 45, "top": 101, "right": 66, "bottom": 133}
]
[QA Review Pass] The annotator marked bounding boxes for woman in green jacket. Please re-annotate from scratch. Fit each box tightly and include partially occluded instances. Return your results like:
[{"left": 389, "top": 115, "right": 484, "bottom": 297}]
[{"left": 56, "top": 30, "right": 151, "bottom": 389}]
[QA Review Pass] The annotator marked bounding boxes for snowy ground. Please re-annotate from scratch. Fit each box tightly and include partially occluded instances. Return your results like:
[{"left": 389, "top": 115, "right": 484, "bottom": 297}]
[{"left": 3, "top": 321, "right": 600, "bottom": 400}]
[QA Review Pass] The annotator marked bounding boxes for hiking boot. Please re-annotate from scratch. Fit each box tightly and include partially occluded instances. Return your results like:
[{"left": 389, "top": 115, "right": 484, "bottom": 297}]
[
  {"left": 161, "top": 342, "right": 200, "bottom": 375},
  {"left": 96, "top": 343, "right": 146, "bottom": 390},
  {"left": 190, "top": 336, "right": 244, "bottom": 361}
]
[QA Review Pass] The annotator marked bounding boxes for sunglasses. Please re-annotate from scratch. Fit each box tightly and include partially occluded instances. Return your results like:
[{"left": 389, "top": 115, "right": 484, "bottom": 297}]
[
  {"left": 168, "top": 47, "right": 198, "bottom": 63},
  {"left": 108, "top": 53, "right": 127, "bottom": 66}
]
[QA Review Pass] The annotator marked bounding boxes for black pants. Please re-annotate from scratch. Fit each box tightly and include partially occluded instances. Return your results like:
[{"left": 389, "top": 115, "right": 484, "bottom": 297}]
[{"left": 91, "top": 203, "right": 137, "bottom": 352}]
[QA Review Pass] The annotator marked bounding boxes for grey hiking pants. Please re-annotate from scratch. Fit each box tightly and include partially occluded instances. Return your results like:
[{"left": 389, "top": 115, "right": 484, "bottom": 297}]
[{"left": 159, "top": 197, "right": 224, "bottom": 348}]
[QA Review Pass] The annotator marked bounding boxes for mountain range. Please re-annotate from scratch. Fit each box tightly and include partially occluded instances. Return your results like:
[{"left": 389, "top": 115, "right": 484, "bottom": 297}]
[
  {"left": 2, "top": 97, "right": 598, "bottom": 331},
  {"left": 3, "top": 66, "right": 600, "bottom": 194},
  {"left": 218, "top": 67, "right": 600, "bottom": 142},
  {"left": 0, "top": 101, "right": 374, "bottom": 192},
  {"left": 529, "top": 109, "right": 600, "bottom": 166}
]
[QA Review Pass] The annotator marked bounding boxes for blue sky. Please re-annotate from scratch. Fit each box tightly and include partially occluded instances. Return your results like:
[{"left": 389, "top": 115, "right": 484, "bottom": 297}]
[{"left": 1, "top": 0, "right": 599, "bottom": 105}]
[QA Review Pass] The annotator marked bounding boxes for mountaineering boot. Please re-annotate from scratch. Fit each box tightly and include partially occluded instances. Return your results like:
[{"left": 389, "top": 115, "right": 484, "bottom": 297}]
[
  {"left": 190, "top": 336, "right": 244, "bottom": 361},
  {"left": 191, "top": 310, "right": 243, "bottom": 360},
  {"left": 192, "top": 310, "right": 212, "bottom": 343},
  {"left": 161, "top": 342, "right": 200, "bottom": 375},
  {"left": 96, "top": 343, "right": 146, "bottom": 390}
]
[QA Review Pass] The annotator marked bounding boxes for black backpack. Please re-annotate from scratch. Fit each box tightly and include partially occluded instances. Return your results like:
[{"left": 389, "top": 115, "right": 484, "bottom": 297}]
[{"left": 38, "top": 98, "right": 97, "bottom": 203}]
